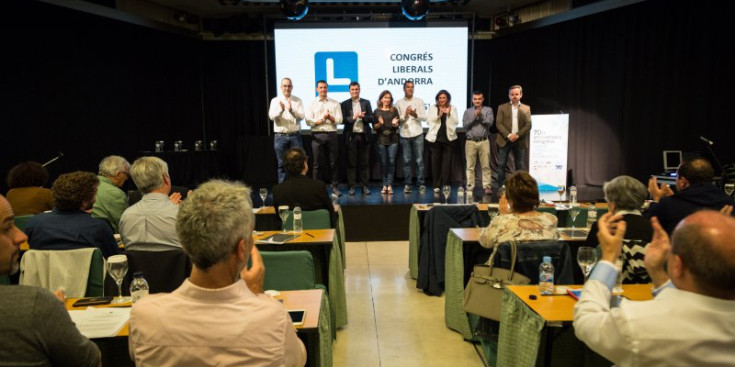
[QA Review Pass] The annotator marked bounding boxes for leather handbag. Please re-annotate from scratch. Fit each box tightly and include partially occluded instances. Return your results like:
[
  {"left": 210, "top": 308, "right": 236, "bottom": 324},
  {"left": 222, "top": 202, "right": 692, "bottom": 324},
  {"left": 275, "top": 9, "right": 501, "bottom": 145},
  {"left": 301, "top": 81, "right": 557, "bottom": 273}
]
[{"left": 463, "top": 240, "right": 531, "bottom": 321}]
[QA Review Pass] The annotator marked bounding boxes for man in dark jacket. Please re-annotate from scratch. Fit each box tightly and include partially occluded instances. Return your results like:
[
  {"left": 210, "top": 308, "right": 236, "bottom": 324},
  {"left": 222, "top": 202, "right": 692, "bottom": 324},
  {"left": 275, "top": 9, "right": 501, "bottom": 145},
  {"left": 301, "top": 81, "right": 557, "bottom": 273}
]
[
  {"left": 647, "top": 158, "right": 733, "bottom": 234},
  {"left": 272, "top": 147, "right": 335, "bottom": 217}
]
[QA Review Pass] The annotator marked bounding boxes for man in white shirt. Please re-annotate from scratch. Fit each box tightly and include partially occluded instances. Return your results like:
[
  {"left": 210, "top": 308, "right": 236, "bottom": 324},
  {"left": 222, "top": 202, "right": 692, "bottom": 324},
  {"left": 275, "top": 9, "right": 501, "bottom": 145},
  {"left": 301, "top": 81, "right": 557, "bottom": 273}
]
[
  {"left": 129, "top": 180, "right": 306, "bottom": 367},
  {"left": 495, "top": 85, "right": 531, "bottom": 190},
  {"left": 395, "top": 80, "right": 427, "bottom": 194},
  {"left": 573, "top": 211, "right": 735, "bottom": 366},
  {"left": 305, "top": 80, "right": 343, "bottom": 197},
  {"left": 120, "top": 156, "right": 184, "bottom": 251},
  {"left": 269, "top": 77, "right": 305, "bottom": 183}
]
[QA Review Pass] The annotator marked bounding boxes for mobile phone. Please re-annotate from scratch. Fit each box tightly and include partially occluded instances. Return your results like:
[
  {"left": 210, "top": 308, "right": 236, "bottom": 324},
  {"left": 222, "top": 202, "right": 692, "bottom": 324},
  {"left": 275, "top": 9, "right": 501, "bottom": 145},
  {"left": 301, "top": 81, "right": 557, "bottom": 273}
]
[
  {"left": 287, "top": 309, "right": 306, "bottom": 326},
  {"left": 72, "top": 297, "right": 113, "bottom": 307}
]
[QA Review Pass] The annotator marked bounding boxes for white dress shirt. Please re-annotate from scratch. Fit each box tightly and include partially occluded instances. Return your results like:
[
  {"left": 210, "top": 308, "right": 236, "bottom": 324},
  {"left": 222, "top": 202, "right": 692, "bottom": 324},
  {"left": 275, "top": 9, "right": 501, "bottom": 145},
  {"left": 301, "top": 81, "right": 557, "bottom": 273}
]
[
  {"left": 351, "top": 99, "right": 364, "bottom": 133},
  {"left": 268, "top": 95, "right": 305, "bottom": 134},
  {"left": 305, "top": 97, "right": 343, "bottom": 132},
  {"left": 511, "top": 102, "right": 519, "bottom": 135},
  {"left": 119, "top": 193, "right": 181, "bottom": 251},
  {"left": 395, "top": 97, "right": 427, "bottom": 138}
]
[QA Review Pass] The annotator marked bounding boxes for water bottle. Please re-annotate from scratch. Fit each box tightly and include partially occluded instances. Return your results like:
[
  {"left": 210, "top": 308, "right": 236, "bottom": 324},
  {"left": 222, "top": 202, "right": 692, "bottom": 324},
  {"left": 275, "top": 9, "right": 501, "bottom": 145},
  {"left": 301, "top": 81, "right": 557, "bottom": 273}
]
[
  {"left": 293, "top": 206, "right": 303, "bottom": 233},
  {"left": 539, "top": 256, "right": 555, "bottom": 295},
  {"left": 130, "top": 271, "right": 149, "bottom": 303},
  {"left": 457, "top": 187, "right": 465, "bottom": 204},
  {"left": 587, "top": 203, "right": 597, "bottom": 228},
  {"left": 569, "top": 186, "right": 578, "bottom": 204},
  {"left": 466, "top": 189, "right": 473, "bottom": 204}
]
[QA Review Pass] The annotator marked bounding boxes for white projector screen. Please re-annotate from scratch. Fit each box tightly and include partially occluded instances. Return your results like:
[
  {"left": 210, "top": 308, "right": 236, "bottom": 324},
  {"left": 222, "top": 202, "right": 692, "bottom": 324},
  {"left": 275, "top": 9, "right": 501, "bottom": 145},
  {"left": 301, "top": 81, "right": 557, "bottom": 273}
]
[{"left": 274, "top": 22, "right": 469, "bottom": 130}]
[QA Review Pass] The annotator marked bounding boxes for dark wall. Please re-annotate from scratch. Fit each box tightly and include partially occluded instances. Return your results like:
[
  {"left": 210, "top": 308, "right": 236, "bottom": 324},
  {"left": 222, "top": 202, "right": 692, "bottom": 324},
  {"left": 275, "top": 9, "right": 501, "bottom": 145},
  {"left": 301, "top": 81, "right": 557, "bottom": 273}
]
[{"left": 2, "top": 0, "right": 733, "bottom": 194}]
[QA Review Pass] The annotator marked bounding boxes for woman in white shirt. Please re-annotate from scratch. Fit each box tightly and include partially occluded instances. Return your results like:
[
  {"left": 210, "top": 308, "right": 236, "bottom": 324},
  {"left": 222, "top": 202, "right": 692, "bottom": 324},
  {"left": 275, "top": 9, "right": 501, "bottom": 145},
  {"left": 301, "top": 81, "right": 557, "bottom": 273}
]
[{"left": 425, "top": 90, "right": 458, "bottom": 192}]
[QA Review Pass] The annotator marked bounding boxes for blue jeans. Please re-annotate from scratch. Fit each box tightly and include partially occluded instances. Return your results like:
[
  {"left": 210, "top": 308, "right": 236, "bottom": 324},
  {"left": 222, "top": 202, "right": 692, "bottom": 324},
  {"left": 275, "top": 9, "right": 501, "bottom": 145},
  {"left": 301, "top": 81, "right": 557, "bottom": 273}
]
[
  {"left": 377, "top": 143, "right": 398, "bottom": 186},
  {"left": 274, "top": 133, "right": 303, "bottom": 182},
  {"left": 400, "top": 134, "right": 425, "bottom": 186},
  {"left": 497, "top": 142, "right": 526, "bottom": 188}
]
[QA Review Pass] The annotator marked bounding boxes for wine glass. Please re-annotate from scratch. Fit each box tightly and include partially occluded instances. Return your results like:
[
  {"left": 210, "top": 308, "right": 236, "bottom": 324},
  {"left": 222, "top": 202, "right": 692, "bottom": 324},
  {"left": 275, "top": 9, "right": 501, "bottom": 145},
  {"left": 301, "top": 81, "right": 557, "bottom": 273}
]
[
  {"left": 442, "top": 185, "right": 451, "bottom": 204},
  {"left": 259, "top": 188, "right": 268, "bottom": 209},
  {"left": 278, "top": 205, "right": 290, "bottom": 233},
  {"left": 107, "top": 255, "right": 129, "bottom": 304},
  {"left": 725, "top": 183, "right": 735, "bottom": 197},
  {"left": 577, "top": 247, "right": 598, "bottom": 283},
  {"left": 569, "top": 205, "right": 581, "bottom": 236},
  {"left": 557, "top": 185, "right": 565, "bottom": 202}
]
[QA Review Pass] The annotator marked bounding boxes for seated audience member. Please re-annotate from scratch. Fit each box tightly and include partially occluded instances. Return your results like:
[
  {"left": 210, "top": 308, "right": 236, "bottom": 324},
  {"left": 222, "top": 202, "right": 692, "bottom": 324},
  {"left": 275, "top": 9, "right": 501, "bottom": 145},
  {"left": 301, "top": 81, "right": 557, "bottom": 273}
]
[
  {"left": 5, "top": 161, "right": 54, "bottom": 215},
  {"left": 583, "top": 175, "right": 653, "bottom": 283},
  {"left": 119, "top": 156, "right": 183, "bottom": 251},
  {"left": 479, "top": 171, "right": 558, "bottom": 248},
  {"left": 91, "top": 155, "right": 130, "bottom": 233},
  {"left": 273, "top": 147, "right": 335, "bottom": 216},
  {"left": 129, "top": 180, "right": 306, "bottom": 366},
  {"left": 574, "top": 211, "right": 735, "bottom": 366},
  {"left": 647, "top": 157, "right": 733, "bottom": 234},
  {"left": 25, "top": 171, "right": 120, "bottom": 258},
  {"left": 0, "top": 194, "right": 101, "bottom": 366}
]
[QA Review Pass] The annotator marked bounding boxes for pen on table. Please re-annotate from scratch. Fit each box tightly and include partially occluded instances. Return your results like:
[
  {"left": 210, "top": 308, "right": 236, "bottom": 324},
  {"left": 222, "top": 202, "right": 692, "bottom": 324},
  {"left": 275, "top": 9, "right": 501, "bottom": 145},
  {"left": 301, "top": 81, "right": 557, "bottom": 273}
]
[{"left": 304, "top": 232, "right": 314, "bottom": 238}]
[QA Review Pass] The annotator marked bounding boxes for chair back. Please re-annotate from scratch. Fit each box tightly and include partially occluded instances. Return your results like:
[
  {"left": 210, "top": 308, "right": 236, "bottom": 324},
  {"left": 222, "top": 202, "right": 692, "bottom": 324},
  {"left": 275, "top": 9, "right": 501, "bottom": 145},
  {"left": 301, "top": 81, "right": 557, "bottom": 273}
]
[
  {"left": 124, "top": 248, "right": 192, "bottom": 294},
  {"left": 283, "top": 209, "right": 331, "bottom": 230},
  {"left": 491, "top": 240, "right": 574, "bottom": 285},
  {"left": 260, "top": 250, "right": 316, "bottom": 291},
  {"left": 14, "top": 214, "right": 34, "bottom": 233},
  {"left": 19, "top": 248, "right": 104, "bottom": 297}
]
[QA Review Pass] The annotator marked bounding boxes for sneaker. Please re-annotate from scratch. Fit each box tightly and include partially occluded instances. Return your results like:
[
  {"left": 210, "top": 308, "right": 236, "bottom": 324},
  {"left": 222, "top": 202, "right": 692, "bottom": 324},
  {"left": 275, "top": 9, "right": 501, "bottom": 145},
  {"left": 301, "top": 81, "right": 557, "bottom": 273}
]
[
  {"left": 387, "top": 186, "right": 393, "bottom": 194},
  {"left": 433, "top": 187, "right": 440, "bottom": 194},
  {"left": 363, "top": 186, "right": 371, "bottom": 195},
  {"left": 404, "top": 185, "right": 412, "bottom": 194},
  {"left": 381, "top": 186, "right": 387, "bottom": 194},
  {"left": 332, "top": 186, "right": 342, "bottom": 197},
  {"left": 348, "top": 186, "right": 356, "bottom": 196},
  {"left": 419, "top": 185, "right": 427, "bottom": 192}
]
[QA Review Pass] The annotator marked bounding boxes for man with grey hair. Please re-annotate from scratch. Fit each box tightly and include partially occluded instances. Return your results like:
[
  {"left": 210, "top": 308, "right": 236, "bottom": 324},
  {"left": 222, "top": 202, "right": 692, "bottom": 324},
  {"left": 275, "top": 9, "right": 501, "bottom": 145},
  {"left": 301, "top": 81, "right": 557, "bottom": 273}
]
[
  {"left": 129, "top": 180, "right": 306, "bottom": 366},
  {"left": 91, "top": 155, "right": 130, "bottom": 232},
  {"left": 574, "top": 210, "right": 735, "bottom": 366},
  {"left": 119, "top": 156, "right": 184, "bottom": 251},
  {"left": 583, "top": 175, "right": 653, "bottom": 283}
]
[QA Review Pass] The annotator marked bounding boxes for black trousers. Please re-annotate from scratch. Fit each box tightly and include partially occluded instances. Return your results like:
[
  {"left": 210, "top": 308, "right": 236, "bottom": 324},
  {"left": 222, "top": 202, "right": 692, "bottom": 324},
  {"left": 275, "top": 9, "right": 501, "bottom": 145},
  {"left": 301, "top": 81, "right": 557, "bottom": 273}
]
[
  {"left": 430, "top": 140, "right": 453, "bottom": 187},
  {"left": 311, "top": 132, "right": 339, "bottom": 186},
  {"left": 347, "top": 134, "right": 370, "bottom": 187}
]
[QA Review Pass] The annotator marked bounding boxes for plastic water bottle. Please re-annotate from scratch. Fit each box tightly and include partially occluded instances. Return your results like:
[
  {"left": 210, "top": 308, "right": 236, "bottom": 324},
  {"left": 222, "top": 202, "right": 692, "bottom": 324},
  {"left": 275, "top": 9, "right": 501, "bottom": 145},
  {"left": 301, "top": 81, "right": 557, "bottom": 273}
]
[
  {"left": 466, "top": 189, "right": 473, "bottom": 204},
  {"left": 539, "top": 256, "right": 555, "bottom": 295},
  {"left": 587, "top": 203, "right": 597, "bottom": 228},
  {"left": 130, "top": 271, "right": 149, "bottom": 303},
  {"left": 293, "top": 206, "right": 303, "bottom": 233},
  {"left": 457, "top": 187, "right": 465, "bottom": 204},
  {"left": 569, "top": 186, "right": 578, "bottom": 204}
]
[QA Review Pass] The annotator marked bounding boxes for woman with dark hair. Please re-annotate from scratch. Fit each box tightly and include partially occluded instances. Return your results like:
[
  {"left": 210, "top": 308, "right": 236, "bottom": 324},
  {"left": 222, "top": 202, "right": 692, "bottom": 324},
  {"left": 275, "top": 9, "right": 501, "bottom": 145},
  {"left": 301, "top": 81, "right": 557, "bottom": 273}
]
[
  {"left": 425, "top": 90, "right": 458, "bottom": 192},
  {"left": 479, "top": 171, "right": 558, "bottom": 248},
  {"left": 373, "top": 90, "right": 400, "bottom": 194},
  {"left": 5, "top": 161, "right": 54, "bottom": 215}
]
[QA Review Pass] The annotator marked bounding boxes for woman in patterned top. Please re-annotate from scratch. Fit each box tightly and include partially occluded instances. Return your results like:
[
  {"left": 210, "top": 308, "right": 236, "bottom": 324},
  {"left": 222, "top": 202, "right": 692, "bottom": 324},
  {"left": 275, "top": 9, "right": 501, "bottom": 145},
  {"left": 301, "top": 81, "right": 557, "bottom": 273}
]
[{"left": 479, "top": 171, "right": 558, "bottom": 248}]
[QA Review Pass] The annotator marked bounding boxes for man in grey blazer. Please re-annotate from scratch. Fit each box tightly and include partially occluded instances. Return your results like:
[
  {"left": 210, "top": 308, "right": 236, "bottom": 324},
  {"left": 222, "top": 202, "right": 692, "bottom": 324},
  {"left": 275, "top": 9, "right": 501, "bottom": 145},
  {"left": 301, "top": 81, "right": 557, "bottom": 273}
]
[{"left": 495, "top": 85, "right": 532, "bottom": 189}]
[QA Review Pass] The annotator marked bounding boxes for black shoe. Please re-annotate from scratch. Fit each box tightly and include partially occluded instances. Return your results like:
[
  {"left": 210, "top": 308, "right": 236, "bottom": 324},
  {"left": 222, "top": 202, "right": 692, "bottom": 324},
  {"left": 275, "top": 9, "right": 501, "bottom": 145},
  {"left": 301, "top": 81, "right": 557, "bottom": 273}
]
[
  {"left": 404, "top": 185, "right": 412, "bottom": 194},
  {"left": 332, "top": 186, "right": 342, "bottom": 197},
  {"left": 349, "top": 186, "right": 356, "bottom": 196},
  {"left": 363, "top": 186, "right": 371, "bottom": 195}
]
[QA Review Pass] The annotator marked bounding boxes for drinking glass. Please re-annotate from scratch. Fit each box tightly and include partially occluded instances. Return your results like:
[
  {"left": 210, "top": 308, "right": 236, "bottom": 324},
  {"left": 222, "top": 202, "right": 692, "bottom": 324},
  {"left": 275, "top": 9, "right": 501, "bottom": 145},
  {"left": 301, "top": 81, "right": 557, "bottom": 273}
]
[
  {"left": 569, "top": 205, "right": 581, "bottom": 235},
  {"left": 259, "top": 188, "right": 268, "bottom": 208},
  {"left": 577, "top": 247, "right": 598, "bottom": 283},
  {"left": 612, "top": 257, "right": 625, "bottom": 295},
  {"left": 557, "top": 185, "right": 565, "bottom": 202},
  {"left": 278, "top": 205, "right": 290, "bottom": 233},
  {"left": 725, "top": 183, "right": 735, "bottom": 196},
  {"left": 442, "top": 185, "right": 451, "bottom": 204},
  {"left": 107, "top": 255, "right": 129, "bottom": 304}
]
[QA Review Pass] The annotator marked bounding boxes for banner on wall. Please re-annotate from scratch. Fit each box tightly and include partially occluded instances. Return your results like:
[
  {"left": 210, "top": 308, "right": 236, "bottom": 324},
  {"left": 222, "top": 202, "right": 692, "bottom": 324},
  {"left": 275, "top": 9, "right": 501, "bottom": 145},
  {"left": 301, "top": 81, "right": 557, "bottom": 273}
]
[{"left": 529, "top": 114, "right": 569, "bottom": 192}]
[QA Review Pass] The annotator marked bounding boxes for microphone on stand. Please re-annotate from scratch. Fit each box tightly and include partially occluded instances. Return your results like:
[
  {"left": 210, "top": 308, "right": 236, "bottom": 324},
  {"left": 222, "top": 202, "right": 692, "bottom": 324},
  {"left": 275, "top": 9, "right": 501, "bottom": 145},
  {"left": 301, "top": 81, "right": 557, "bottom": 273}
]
[
  {"left": 699, "top": 136, "right": 714, "bottom": 145},
  {"left": 42, "top": 152, "right": 64, "bottom": 167}
]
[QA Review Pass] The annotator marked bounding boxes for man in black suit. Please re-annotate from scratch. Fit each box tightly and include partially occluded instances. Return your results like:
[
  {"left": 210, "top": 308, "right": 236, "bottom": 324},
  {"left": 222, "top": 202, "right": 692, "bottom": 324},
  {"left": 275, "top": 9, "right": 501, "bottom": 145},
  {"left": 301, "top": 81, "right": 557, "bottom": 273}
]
[
  {"left": 341, "top": 81, "right": 373, "bottom": 196},
  {"left": 273, "top": 147, "right": 335, "bottom": 219}
]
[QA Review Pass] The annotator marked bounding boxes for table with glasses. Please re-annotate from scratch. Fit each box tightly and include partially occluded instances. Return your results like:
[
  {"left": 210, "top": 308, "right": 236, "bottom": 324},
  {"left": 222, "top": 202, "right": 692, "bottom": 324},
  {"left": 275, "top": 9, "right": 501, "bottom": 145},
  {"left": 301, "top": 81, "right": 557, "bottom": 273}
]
[
  {"left": 253, "top": 229, "right": 347, "bottom": 329},
  {"left": 497, "top": 284, "right": 653, "bottom": 367}
]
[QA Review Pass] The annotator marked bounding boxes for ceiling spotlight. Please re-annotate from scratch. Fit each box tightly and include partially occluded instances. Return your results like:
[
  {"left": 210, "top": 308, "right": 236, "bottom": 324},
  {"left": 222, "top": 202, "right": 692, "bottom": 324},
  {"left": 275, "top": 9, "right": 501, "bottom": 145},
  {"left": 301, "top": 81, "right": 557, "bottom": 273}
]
[
  {"left": 401, "top": 0, "right": 430, "bottom": 21},
  {"left": 508, "top": 14, "right": 520, "bottom": 26},
  {"left": 280, "top": 0, "right": 309, "bottom": 21}
]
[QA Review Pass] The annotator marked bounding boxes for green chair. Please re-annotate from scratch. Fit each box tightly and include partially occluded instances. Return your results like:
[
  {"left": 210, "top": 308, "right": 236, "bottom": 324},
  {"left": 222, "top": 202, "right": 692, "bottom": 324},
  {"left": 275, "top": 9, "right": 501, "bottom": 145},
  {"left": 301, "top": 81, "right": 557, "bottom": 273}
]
[
  {"left": 282, "top": 209, "right": 332, "bottom": 230},
  {"left": 19, "top": 248, "right": 104, "bottom": 297},
  {"left": 14, "top": 214, "right": 34, "bottom": 233},
  {"left": 261, "top": 250, "right": 319, "bottom": 291},
  {"left": 0, "top": 275, "right": 10, "bottom": 285}
]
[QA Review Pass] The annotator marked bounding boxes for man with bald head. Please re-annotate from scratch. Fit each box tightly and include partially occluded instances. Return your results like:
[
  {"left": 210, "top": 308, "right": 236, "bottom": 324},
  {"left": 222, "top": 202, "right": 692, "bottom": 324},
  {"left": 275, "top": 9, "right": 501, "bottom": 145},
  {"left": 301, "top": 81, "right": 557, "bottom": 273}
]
[{"left": 574, "top": 211, "right": 735, "bottom": 366}]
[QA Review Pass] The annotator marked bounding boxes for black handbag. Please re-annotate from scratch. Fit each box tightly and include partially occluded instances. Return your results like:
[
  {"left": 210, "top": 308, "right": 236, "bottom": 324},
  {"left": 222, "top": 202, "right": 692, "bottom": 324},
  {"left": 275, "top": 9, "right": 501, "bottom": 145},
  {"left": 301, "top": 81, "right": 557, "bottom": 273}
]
[{"left": 463, "top": 240, "right": 531, "bottom": 321}]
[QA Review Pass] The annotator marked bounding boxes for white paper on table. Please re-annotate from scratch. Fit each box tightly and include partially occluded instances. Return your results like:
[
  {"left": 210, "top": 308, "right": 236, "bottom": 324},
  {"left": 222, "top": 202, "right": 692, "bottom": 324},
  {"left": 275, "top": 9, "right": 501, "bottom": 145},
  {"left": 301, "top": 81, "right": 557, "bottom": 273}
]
[{"left": 68, "top": 307, "right": 131, "bottom": 338}]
